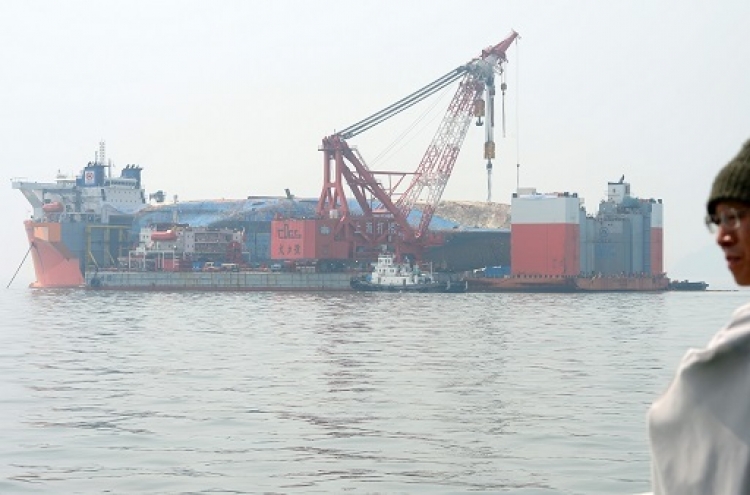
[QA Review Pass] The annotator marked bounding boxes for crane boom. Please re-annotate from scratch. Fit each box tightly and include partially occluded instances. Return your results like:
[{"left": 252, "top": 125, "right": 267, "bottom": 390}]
[{"left": 396, "top": 31, "right": 519, "bottom": 238}]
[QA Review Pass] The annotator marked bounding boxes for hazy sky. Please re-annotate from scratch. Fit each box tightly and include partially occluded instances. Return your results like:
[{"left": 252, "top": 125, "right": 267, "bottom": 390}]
[{"left": 3, "top": 0, "right": 749, "bottom": 288}]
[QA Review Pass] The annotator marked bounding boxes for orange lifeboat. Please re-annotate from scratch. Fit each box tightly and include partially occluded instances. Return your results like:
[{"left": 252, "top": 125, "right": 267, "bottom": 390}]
[
  {"left": 42, "top": 201, "right": 64, "bottom": 213},
  {"left": 151, "top": 230, "right": 177, "bottom": 241}
]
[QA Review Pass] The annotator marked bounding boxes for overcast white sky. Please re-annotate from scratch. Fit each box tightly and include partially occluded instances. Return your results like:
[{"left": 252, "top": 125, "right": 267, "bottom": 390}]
[{"left": 3, "top": 0, "right": 749, "bottom": 288}]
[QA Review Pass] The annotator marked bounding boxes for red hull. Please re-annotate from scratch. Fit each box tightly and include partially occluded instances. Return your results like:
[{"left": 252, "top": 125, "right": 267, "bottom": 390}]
[
  {"left": 468, "top": 275, "right": 577, "bottom": 293},
  {"left": 24, "top": 220, "right": 85, "bottom": 288},
  {"left": 575, "top": 275, "right": 668, "bottom": 292}
]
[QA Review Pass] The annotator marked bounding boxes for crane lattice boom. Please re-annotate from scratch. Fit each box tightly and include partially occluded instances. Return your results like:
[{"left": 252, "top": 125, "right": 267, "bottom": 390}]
[{"left": 394, "top": 75, "right": 483, "bottom": 239}]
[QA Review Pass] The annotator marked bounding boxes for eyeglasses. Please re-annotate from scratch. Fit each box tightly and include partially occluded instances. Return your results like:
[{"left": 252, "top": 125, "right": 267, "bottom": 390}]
[{"left": 705, "top": 207, "right": 750, "bottom": 233}]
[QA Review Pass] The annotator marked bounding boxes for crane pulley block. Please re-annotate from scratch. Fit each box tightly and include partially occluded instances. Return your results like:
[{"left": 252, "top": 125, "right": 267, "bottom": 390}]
[
  {"left": 473, "top": 98, "right": 485, "bottom": 117},
  {"left": 484, "top": 141, "right": 496, "bottom": 160}
]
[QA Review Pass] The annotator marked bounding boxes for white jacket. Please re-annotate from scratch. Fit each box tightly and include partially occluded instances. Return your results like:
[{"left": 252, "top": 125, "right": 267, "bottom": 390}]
[{"left": 649, "top": 301, "right": 750, "bottom": 494}]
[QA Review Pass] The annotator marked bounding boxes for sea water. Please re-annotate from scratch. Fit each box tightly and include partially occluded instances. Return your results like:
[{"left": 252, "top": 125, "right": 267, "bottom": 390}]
[{"left": 0, "top": 288, "right": 745, "bottom": 494}]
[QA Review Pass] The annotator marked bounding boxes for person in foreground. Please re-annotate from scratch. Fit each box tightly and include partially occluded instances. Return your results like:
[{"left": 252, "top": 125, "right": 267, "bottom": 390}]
[{"left": 648, "top": 138, "right": 750, "bottom": 494}]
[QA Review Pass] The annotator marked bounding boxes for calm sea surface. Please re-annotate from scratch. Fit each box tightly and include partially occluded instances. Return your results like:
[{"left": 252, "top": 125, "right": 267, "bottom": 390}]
[{"left": 0, "top": 288, "right": 746, "bottom": 495}]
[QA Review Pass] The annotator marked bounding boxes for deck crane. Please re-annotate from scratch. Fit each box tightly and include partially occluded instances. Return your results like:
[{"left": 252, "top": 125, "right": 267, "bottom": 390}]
[{"left": 315, "top": 31, "right": 518, "bottom": 262}]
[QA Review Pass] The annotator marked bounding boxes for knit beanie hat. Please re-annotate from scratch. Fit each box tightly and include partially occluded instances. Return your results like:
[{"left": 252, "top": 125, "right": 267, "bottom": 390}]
[{"left": 707, "top": 139, "right": 750, "bottom": 214}]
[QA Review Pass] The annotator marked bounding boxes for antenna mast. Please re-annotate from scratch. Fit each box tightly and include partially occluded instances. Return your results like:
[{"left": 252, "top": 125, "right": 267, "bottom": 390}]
[
  {"left": 98, "top": 140, "right": 110, "bottom": 178},
  {"left": 98, "top": 140, "right": 105, "bottom": 165}
]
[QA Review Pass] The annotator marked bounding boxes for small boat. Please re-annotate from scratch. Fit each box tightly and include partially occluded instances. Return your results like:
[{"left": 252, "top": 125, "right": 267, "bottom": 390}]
[
  {"left": 151, "top": 229, "right": 178, "bottom": 241},
  {"left": 42, "top": 201, "right": 65, "bottom": 213},
  {"left": 668, "top": 279, "right": 709, "bottom": 291},
  {"left": 350, "top": 253, "right": 467, "bottom": 293}
]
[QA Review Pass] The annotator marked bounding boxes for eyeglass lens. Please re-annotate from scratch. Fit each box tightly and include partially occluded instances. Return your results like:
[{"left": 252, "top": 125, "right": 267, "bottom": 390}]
[{"left": 706, "top": 208, "right": 748, "bottom": 232}]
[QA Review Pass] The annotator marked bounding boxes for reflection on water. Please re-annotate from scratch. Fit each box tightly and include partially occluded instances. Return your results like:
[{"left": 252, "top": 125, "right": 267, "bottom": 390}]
[{"left": 0, "top": 290, "right": 743, "bottom": 494}]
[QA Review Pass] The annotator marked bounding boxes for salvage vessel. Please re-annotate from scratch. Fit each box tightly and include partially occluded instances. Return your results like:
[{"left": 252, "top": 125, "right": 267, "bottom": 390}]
[
  {"left": 12, "top": 154, "right": 671, "bottom": 293},
  {"left": 11, "top": 146, "right": 355, "bottom": 291},
  {"left": 11, "top": 146, "right": 504, "bottom": 291}
]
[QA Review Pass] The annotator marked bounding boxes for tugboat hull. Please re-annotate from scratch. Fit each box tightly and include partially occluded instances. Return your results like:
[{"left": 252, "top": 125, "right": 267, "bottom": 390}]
[{"left": 350, "top": 277, "right": 467, "bottom": 293}]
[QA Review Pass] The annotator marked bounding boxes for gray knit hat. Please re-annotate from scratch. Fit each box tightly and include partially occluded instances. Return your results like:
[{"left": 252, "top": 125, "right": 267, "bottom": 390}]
[{"left": 707, "top": 139, "right": 750, "bottom": 214}]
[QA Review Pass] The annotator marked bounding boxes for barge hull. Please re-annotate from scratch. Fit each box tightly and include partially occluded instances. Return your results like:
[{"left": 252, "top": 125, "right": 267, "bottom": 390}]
[
  {"left": 468, "top": 275, "right": 668, "bottom": 293},
  {"left": 87, "top": 271, "right": 353, "bottom": 291}
]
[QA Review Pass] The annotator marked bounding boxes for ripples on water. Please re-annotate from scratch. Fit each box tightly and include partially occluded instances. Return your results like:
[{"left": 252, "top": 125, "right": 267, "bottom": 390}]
[{"left": 0, "top": 289, "right": 745, "bottom": 494}]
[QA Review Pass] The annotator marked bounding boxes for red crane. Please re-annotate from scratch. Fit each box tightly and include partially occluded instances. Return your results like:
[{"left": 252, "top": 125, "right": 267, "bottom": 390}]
[{"left": 315, "top": 31, "right": 519, "bottom": 262}]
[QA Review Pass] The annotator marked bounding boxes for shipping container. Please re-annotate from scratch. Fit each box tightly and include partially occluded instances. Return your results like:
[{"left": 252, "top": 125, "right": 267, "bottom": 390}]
[
  {"left": 270, "top": 218, "right": 350, "bottom": 261},
  {"left": 483, "top": 265, "right": 511, "bottom": 278},
  {"left": 271, "top": 219, "right": 317, "bottom": 260}
]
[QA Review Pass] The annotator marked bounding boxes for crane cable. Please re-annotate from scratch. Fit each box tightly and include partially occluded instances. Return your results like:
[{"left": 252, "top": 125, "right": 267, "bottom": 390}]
[
  {"left": 340, "top": 68, "right": 465, "bottom": 139},
  {"left": 514, "top": 35, "right": 521, "bottom": 194},
  {"left": 7, "top": 243, "right": 33, "bottom": 288},
  {"left": 371, "top": 83, "right": 453, "bottom": 166},
  {"left": 501, "top": 70, "right": 507, "bottom": 139}
]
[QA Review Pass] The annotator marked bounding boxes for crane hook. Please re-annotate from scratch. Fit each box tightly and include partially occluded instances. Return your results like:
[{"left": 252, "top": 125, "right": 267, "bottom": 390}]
[{"left": 473, "top": 98, "right": 485, "bottom": 126}]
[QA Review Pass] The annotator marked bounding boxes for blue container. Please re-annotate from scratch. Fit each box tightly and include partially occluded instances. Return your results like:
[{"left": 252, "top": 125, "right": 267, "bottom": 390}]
[{"left": 484, "top": 265, "right": 510, "bottom": 278}]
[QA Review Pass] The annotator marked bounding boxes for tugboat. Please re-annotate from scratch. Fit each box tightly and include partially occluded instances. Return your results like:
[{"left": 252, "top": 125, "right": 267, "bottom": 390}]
[
  {"left": 668, "top": 279, "right": 709, "bottom": 291},
  {"left": 350, "top": 253, "right": 467, "bottom": 293}
]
